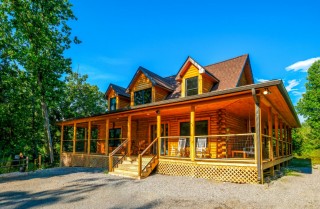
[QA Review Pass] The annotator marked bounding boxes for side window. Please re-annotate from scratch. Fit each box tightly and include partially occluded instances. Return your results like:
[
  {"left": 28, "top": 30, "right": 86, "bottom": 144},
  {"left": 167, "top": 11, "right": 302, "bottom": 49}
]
[
  {"left": 110, "top": 97, "right": 116, "bottom": 111},
  {"left": 186, "top": 76, "right": 198, "bottom": 96}
]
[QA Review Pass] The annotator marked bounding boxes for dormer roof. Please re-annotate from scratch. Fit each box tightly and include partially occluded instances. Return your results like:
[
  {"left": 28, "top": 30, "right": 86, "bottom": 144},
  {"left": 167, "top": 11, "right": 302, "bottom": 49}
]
[
  {"left": 105, "top": 83, "right": 130, "bottom": 99},
  {"left": 175, "top": 56, "right": 219, "bottom": 82},
  {"left": 126, "top": 66, "right": 174, "bottom": 92}
]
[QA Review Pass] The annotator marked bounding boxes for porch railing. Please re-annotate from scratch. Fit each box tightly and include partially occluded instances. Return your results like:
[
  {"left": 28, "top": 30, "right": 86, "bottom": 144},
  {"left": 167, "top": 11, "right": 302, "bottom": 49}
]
[
  {"left": 138, "top": 137, "right": 158, "bottom": 177},
  {"left": 261, "top": 134, "right": 271, "bottom": 160},
  {"left": 62, "top": 138, "right": 127, "bottom": 154},
  {"left": 108, "top": 138, "right": 129, "bottom": 172},
  {"left": 159, "top": 136, "right": 191, "bottom": 158},
  {"left": 159, "top": 133, "right": 257, "bottom": 160},
  {"left": 195, "top": 134, "right": 256, "bottom": 159},
  {"left": 273, "top": 136, "right": 277, "bottom": 158},
  {"left": 62, "top": 140, "right": 73, "bottom": 152},
  {"left": 89, "top": 139, "right": 107, "bottom": 154}
]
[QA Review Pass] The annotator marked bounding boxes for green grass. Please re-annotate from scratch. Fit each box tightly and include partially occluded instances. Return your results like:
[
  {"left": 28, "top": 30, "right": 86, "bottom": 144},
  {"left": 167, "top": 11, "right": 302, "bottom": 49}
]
[{"left": 282, "top": 168, "right": 301, "bottom": 177}]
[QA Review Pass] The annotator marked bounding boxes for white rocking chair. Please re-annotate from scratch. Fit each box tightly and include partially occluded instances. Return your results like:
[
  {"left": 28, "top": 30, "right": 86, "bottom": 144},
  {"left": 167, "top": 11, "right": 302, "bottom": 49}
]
[
  {"left": 177, "top": 138, "right": 186, "bottom": 157},
  {"left": 196, "top": 137, "right": 208, "bottom": 158}
]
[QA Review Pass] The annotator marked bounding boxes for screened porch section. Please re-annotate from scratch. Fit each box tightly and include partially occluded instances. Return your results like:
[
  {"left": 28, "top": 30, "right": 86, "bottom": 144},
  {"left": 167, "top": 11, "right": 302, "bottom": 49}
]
[{"left": 60, "top": 120, "right": 126, "bottom": 155}]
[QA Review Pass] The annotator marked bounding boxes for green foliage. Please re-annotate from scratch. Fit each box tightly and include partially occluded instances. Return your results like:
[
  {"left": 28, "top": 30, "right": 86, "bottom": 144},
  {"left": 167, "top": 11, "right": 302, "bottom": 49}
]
[
  {"left": 296, "top": 60, "right": 320, "bottom": 148},
  {"left": 58, "top": 72, "right": 107, "bottom": 119},
  {"left": 0, "top": 1, "right": 106, "bottom": 165},
  {"left": 0, "top": 0, "right": 78, "bottom": 163},
  {"left": 292, "top": 123, "right": 313, "bottom": 155}
]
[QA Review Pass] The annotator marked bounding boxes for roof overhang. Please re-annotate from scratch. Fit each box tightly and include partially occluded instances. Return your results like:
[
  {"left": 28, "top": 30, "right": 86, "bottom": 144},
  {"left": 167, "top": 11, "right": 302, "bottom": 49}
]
[{"left": 58, "top": 80, "right": 300, "bottom": 128}]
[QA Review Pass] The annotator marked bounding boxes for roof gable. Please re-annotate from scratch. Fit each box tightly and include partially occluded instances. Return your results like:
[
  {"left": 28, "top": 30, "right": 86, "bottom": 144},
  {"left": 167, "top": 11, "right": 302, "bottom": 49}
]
[
  {"left": 175, "top": 56, "right": 219, "bottom": 82},
  {"left": 127, "top": 66, "right": 174, "bottom": 92},
  {"left": 105, "top": 83, "right": 130, "bottom": 99},
  {"left": 236, "top": 57, "right": 254, "bottom": 86}
]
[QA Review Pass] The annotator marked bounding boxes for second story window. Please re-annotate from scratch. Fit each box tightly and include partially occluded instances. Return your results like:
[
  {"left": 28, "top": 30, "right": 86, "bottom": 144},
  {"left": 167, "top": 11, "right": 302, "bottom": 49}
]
[
  {"left": 134, "top": 88, "right": 152, "bottom": 105},
  {"left": 110, "top": 97, "right": 116, "bottom": 111},
  {"left": 186, "top": 76, "right": 198, "bottom": 96}
]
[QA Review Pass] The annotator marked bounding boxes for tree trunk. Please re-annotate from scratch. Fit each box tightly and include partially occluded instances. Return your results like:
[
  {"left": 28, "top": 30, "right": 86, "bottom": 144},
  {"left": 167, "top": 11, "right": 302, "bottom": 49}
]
[{"left": 41, "top": 98, "right": 54, "bottom": 164}]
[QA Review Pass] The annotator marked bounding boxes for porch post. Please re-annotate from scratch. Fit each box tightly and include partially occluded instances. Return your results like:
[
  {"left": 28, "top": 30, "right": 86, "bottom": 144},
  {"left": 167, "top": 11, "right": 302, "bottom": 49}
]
[
  {"left": 252, "top": 89, "right": 262, "bottom": 183},
  {"left": 284, "top": 124, "right": 287, "bottom": 156},
  {"left": 280, "top": 119, "right": 283, "bottom": 157},
  {"left": 73, "top": 123, "right": 77, "bottom": 154},
  {"left": 289, "top": 128, "right": 292, "bottom": 155},
  {"left": 268, "top": 108, "right": 274, "bottom": 176},
  {"left": 268, "top": 107, "right": 273, "bottom": 161},
  {"left": 190, "top": 106, "right": 195, "bottom": 161},
  {"left": 275, "top": 114, "right": 279, "bottom": 157},
  {"left": 60, "top": 125, "right": 64, "bottom": 167},
  {"left": 157, "top": 111, "right": 161, "bottom": 158},
  {"left": 60, "top": 125, "right": 64, "bottom": 155},
  {"left": 105, "top": 118, "right": 109, "bottom": 155},
  {"left": 88, "top": 121, "right": 91, "bottom": 154},
  {"left": 128, "top": 115, "right": 132, "bottom": 156}
]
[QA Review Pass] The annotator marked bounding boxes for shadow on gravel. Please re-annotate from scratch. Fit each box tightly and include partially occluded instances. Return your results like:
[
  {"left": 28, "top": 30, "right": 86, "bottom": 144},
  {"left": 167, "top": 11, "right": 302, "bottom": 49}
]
[
  {"left": 0, "top": 167, "right": 104, "bottom": 184},
  {"left": 0, "top": 182, "right": 106, "bottom": 209},
  {"left": 109, "top": 199, "right": 162, "bottom": 209},
  {"left": 288, "top": 158, "right": 312, "bottom": 174}
]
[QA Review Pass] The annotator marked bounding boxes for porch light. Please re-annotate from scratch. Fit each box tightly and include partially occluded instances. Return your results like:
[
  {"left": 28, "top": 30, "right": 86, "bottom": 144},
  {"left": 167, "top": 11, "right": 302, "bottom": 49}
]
[{"left": 263, "top": 88, "right": 271, "bottom": 95}]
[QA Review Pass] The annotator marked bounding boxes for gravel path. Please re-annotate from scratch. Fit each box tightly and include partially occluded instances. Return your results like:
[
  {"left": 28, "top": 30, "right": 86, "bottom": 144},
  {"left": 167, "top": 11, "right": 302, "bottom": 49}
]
[{"left": 0, "top": 166, "right": 319, "bottom": 209}]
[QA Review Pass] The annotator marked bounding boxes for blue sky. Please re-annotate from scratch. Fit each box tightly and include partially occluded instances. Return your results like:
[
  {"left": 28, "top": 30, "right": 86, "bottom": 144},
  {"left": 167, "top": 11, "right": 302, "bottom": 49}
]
[{"left": 66, "top": 0, "right": 320, "bottom": 109}]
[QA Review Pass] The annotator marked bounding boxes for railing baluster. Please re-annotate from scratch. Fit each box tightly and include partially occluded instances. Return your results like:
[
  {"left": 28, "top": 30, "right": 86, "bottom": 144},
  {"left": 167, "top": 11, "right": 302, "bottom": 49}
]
[
  {"left": 139, "top": 137, "right": 159, "bottom": 177},
  {"left": 108, "top": 138, "right": 128, "bottom": 172}
]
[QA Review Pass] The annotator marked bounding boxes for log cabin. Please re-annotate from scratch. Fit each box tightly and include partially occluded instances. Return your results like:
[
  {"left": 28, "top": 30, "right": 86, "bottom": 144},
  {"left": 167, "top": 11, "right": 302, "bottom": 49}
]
[{"left": 58, "top": 54, "right": 300, "bottom": 183}]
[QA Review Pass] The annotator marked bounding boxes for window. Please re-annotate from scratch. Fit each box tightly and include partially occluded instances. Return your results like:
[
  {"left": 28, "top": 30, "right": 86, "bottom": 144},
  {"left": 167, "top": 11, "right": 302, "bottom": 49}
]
[
  {"left": 180, "top": 120, "right": 208, "bottom": 136},
  {"left": 185, "top": 76, "right": 198, "bottom": 96},
  {"left": 134, "top": 88, "right": 152, "bottom": 105},
  {"left": 110, "top": 97, "right": 116, "bottom": 111}
]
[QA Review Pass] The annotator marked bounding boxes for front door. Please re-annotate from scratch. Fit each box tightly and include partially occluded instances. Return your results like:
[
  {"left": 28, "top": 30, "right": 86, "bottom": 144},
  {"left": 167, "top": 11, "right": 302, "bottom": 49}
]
[{"left": 150, "top": 124, "right": 168, "bottom": 154}]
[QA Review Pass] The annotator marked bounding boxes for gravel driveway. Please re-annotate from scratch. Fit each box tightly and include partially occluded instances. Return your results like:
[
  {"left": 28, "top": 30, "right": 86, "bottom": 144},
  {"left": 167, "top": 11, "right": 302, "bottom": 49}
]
[{"left": 0, "top": 165, "right": 319, "bottom": 209}]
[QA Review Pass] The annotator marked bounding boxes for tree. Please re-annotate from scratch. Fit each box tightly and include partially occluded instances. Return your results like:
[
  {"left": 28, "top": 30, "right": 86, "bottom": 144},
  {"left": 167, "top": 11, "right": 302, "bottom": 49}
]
[
  {"left": 0, "top": 0, "right": 79, "bottom": 163},
  {"left": 292, "top": 123, "right": 312, "bottom": 155},
  {"left": 0, "top": 64, "right": 44, "bottom": 159},
  {"left": 296, "top": 60, "right": 320, "bottom": 149},
  {"left": 58, "top": 72, "right": 107, "bottom": 120}
]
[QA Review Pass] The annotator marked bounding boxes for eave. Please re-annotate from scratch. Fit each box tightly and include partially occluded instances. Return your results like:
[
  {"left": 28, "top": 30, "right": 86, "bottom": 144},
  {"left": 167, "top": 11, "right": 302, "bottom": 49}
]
[{"left": 57, "top": 80, "right": 300, "bottom": 128}]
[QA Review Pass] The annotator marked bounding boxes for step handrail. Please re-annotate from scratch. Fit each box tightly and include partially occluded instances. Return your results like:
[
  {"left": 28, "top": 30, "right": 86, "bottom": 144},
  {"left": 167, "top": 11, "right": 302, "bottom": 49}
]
[
  {"left": 138, "top": 137, "right": 158, "bottom": 177},
  {"left": 109, "top": 138, "right": 129, "bottom": 172}
]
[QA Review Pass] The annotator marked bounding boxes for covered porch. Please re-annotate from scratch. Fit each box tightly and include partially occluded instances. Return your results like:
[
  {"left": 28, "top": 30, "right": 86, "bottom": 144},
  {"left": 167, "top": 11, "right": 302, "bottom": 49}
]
[{"left": 59, "top": 83, "right": 297, "bottom": 183}]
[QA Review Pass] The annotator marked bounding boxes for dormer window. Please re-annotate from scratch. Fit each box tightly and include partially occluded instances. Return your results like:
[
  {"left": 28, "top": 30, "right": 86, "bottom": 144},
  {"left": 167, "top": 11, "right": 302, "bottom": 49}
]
[
  {"left": 110, "top": 97, "right": 116, "bottom": 111},
  {"left": 134, "top": 88, "right": 152, "bottom": 105},
  {"left": 186, "top": 76, "right": 198, "bottom": 96}
]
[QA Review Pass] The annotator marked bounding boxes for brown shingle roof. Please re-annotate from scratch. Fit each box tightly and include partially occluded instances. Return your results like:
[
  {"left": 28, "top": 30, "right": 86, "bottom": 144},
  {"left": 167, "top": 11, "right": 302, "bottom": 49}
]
[
  {"left": 204, "top": 54, "right": 249, "bottom": 90},
  {"left": 127, "top": 66, "right": 174, "bottom": 92},
  {"left": 105, "top": 83, "right": 130, "bottom": 98}
]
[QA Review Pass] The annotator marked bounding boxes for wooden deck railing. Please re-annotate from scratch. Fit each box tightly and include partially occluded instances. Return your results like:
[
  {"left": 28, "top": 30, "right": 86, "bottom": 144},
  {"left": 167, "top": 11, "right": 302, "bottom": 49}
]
[
  {"left": 138, "top": 137, "right": 158, "bottom": 177},
  {"left": 108, "top": 138, "right": 129, "bottom": 172},
  {"left": 159, "top": 133, "right": 257, "bottom": 160}
]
